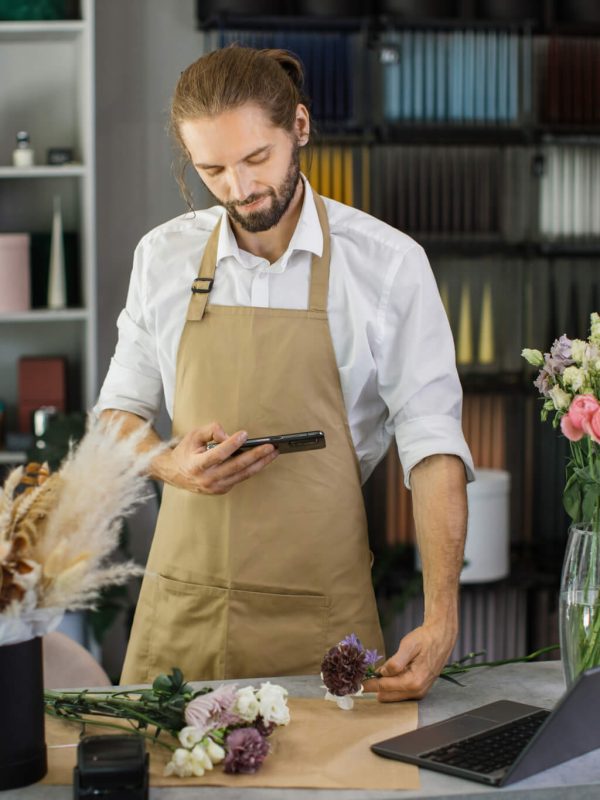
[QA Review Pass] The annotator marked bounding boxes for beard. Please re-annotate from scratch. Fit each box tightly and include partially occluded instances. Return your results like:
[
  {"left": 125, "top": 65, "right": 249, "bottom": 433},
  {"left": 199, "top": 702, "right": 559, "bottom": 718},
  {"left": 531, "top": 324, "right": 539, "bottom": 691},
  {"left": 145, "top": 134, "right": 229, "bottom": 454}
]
[{"left": 219, "top": 142, "right": 301, "bottom": 233}]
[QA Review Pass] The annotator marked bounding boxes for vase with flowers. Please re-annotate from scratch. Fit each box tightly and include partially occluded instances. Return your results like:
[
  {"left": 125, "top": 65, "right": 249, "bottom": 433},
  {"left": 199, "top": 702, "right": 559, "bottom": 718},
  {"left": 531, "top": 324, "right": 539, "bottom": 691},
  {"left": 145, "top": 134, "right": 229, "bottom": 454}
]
[{"left": 522, "top": 312, "right": 600, "bottom": 686}]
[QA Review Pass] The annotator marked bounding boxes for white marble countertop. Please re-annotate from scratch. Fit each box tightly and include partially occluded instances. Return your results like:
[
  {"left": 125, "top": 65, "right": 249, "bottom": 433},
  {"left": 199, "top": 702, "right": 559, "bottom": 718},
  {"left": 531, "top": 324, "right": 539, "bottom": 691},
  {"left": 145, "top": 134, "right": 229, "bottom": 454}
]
[{"left": 6, "top": 660, "right": 600, "bottom": 799}]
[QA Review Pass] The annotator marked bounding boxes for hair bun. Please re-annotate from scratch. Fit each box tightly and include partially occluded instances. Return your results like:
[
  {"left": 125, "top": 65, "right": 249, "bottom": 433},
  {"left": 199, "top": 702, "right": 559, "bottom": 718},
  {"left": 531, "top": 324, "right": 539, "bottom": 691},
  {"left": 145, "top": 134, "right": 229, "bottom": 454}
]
[{"left": 262, "top": 49, "right": 305, "bottom": 93}]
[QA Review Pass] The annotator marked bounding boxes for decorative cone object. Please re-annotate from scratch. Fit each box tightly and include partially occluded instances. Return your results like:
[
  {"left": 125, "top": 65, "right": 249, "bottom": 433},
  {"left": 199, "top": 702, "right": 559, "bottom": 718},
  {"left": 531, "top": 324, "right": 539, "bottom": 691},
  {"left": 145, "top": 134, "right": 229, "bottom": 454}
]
[{"left": 47, "top": 195, "right": 66, "bottom": 309}]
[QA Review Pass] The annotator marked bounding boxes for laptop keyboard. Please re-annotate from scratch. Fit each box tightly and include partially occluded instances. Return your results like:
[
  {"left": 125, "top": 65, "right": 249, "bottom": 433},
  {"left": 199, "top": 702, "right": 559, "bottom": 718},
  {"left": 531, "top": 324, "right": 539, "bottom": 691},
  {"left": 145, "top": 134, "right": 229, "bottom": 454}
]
[{"left": 420, "top": 709, "right": 551, "bottom": 775}]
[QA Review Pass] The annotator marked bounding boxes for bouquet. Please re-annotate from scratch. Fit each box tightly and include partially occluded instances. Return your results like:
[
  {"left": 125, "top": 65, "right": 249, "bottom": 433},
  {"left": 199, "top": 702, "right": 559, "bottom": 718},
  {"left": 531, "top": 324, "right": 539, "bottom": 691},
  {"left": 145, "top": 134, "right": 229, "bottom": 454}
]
[
  {"left": 522, "top": 311, "right": 600, "bottom": 531},
  {"left": 45, "top": 669, "right": 290, "bottom": 777},
  {"left": 0, "top": 416, "right": 159, "bottom": 646},
  {"left": 523, "top": 312, "right": 600, "bottom": 679}
]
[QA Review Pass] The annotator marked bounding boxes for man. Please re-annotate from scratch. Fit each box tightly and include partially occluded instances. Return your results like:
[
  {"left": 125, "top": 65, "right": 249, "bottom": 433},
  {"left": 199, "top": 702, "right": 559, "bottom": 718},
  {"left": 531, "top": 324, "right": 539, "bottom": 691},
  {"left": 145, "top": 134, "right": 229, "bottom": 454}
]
[{"left": 97, "top": 45, "right": 473, "bottom": 701}]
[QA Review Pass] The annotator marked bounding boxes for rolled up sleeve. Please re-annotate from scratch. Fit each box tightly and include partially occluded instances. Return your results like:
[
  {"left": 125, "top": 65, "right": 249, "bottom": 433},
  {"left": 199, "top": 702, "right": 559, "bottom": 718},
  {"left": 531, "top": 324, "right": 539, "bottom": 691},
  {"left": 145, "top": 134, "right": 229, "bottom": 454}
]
[
  {"left": 93, "top": 242, "right": 163, "bottom": 422},
  {"left": 377, "top": 244, "right": 475, "bottom": 488}
]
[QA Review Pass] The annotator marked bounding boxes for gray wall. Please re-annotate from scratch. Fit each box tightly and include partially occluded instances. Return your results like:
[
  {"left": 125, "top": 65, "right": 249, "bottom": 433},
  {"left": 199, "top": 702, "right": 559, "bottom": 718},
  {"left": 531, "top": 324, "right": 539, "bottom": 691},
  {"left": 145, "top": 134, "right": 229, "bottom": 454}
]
[{"left": 95, "top": 0, "right": 211, "bottom": 677}]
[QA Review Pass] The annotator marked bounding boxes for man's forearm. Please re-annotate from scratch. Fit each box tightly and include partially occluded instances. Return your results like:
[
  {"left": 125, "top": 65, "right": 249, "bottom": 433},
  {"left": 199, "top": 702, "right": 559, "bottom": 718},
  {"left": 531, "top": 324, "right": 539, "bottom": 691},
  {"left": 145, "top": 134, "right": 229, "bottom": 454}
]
[
  {"left": 410, "top": 454, "right": 468, "bottom": 631},
  {"left": 99, "top": 409, "right": 173, "bottom": 483}
]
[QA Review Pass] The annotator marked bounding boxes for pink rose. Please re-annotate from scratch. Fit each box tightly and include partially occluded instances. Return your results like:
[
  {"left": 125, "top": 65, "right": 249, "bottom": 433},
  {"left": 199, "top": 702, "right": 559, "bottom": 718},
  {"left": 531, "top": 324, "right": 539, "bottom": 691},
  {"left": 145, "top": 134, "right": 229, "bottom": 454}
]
[
  {"left": 561, "top": 413, "right": 585, "bottom": 441},
  {"left": 568, "top": 394, "right": 600, "bottom": 428},
  {"left": 583, "top": 408, "right": 600, "bottom": 444}
]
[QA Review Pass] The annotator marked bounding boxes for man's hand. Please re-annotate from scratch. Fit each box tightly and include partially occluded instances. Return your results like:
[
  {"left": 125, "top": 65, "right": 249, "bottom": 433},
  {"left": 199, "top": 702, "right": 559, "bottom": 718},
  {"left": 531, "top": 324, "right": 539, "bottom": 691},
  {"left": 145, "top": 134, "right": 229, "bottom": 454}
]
[
  {"left": 363, "top": 622, "right": 456, "bottom": 702},
  {"left": 156, "top": 421, "right": 279, "bottom": 494}
]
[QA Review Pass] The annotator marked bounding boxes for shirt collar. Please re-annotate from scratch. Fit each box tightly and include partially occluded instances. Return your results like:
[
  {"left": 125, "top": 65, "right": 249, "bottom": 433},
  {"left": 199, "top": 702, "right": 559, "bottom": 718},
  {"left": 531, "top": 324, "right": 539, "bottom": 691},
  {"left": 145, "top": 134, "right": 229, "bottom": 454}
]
[{"left": 215, "top": 174, "right": 323, "bottom": 272}]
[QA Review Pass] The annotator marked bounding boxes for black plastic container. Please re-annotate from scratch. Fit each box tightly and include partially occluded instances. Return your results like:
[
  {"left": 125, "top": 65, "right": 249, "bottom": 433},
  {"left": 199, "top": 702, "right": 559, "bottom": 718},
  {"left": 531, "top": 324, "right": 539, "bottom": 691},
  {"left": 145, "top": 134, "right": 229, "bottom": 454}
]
[
  {"left": 0, "top": 636, "right": 47, "bottom": 790},
  {"left": 377, "top": 0, "right": 460, "bottom": 18}
]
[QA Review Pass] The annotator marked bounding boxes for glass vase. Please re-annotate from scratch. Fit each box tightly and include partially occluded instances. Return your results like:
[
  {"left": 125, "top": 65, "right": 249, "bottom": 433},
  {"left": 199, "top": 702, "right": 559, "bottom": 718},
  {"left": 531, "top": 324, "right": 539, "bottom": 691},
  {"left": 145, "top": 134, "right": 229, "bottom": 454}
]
[{"left": 559, "top": 524, "right": 600, "bottom": 687}]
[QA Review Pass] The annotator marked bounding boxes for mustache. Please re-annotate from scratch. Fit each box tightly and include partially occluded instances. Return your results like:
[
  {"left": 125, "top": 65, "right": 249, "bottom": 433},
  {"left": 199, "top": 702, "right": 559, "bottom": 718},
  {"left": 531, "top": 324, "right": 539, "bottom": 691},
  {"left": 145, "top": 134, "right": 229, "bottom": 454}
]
[{"left": 227, "top": 190, "right": 274, "bottom": 209}]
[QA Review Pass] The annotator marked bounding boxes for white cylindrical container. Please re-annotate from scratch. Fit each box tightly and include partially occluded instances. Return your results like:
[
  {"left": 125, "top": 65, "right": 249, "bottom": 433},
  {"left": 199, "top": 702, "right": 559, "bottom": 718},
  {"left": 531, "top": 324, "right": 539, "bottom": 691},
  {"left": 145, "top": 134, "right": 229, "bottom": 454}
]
[
  {"left": 0, "top": 234, "right": 30, "bottom": 313},
  {"left": 461, "top": 468, "right": 511, "bottom": 583}
]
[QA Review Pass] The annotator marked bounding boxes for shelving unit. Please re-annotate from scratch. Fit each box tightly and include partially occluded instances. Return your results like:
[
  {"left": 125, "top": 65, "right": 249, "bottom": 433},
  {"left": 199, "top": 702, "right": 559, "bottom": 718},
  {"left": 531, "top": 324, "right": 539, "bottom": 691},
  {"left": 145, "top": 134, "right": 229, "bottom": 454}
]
[
  {"left": 0, "top": 0, "right": 96, "bottom": 458},
  {"left": 197, "top": 0, "right": 600, "bottom": 658}
]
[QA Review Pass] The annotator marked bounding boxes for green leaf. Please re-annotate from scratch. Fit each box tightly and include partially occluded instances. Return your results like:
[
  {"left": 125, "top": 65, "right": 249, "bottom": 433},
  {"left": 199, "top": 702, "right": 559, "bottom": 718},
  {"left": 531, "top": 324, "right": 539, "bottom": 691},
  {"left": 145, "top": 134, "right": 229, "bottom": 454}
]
[
  {"left": 564, "top": 474, "right": 583, "bottom": 522},
  {"left": 152, "top": 674, "right": 172, "bottom": 695},
  {"left": 582, "top": 485, "right": 600, "bottom": 526}
]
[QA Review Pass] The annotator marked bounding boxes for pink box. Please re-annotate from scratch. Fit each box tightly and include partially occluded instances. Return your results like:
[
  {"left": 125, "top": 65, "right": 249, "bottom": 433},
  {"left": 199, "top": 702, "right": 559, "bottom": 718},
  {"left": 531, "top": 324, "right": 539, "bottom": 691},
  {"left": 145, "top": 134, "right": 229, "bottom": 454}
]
[{"left": 0, "top": 234, "right": 30, "bottom": 313}]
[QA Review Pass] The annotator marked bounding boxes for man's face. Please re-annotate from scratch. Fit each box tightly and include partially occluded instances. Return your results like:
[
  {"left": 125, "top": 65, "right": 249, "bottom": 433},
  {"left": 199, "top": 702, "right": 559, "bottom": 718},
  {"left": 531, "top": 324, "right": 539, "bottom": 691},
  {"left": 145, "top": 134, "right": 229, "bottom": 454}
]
[{"left": 181, "top": 104, "right": 303, "bottom": 233}]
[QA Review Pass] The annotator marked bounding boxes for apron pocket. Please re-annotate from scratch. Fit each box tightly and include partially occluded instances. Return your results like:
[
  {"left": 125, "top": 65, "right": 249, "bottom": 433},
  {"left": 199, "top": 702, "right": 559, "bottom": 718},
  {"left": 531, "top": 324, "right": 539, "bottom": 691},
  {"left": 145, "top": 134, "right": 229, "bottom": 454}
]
[
  {"left": 148, "top": 574, "right": 228, "bottom": 681},
  {"left": 226, "top": 588, "right": 330, "bottom": 679}
]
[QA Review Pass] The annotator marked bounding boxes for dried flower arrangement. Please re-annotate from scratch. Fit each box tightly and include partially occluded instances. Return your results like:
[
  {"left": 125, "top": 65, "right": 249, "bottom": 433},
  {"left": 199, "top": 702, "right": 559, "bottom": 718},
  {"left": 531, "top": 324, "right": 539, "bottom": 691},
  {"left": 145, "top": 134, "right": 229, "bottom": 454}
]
[{"left": 0, "top": 417, "right": 160, "bottom": 645}]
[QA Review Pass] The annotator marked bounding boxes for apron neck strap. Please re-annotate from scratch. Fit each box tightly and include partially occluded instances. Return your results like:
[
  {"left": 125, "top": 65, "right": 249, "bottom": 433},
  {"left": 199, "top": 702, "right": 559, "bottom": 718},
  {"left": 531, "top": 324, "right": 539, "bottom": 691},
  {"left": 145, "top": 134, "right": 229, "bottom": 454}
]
[{"left": 186, "top": 186, "right": 331, "bottom": 322}]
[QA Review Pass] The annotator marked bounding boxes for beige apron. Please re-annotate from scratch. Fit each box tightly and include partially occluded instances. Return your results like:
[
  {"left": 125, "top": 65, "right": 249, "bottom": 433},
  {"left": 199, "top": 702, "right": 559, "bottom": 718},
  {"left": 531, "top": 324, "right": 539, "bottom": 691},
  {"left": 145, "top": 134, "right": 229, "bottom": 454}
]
[{"left": 121, "top": 190, "right": 385, "bottom": 684}]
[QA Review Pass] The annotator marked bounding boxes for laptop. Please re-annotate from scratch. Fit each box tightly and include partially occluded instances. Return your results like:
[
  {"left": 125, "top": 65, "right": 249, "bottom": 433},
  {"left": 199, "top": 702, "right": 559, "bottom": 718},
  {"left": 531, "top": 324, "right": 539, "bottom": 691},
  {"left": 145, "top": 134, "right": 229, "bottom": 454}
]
[{"left": 371, "top": 666, "right": 600, "bottom": 786}]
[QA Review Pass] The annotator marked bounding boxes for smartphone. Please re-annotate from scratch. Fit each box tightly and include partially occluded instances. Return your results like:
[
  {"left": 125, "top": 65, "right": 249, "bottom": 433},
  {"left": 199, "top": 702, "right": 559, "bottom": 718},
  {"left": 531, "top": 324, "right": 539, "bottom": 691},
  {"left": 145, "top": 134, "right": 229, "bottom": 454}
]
[{"left": 207, "top": 430, "right": 326, "bottom": 454}]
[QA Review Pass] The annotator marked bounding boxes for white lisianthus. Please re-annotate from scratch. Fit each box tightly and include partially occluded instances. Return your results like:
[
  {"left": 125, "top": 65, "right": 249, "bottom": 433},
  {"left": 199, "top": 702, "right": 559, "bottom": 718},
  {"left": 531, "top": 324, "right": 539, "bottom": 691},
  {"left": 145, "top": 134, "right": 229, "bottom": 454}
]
[
  {"left": 190, "top": 743, "right": 214, "bottom": 774},
  {"left": 521, "top": 348, "right": 544, "bottom": 367},
  {"left": 233, "top": 686, "right": 260, "bottom": 722},
  {"left": 256, "top": 682, "right": 291, "bottom": 726},
  {"left": 178, "top": 725, "right": 203, "bottom": 749},
  {"left": 549, "top": 385, "right": 571, "bottom": 411},
  {"left": 591, "top": 312, "right": 600, "bottom": 345},
  {"left": 164, "top": 748, "right": 194, "bottom": 778},
  {"left": 205, "top": 738, "right": 226, "bottom": 764},
  {"left": 570, "top": 339, "right": 587, "bottom": 364},
  {"left": 562, "top": 366, "right": 586, "bottom": 393}
]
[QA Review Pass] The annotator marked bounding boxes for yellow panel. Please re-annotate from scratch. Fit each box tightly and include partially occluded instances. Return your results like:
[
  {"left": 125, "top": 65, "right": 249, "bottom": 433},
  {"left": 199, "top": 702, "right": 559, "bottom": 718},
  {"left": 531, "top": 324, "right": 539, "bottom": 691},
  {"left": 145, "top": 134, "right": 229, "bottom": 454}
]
[
  {"left": 332, "top": 146, "right": 343, "bottom": 202},
  {"left": 320, "top": 146, "right": 331, "bottom": 198},
  {"left": 361, "top": 145, "right": 370, "bottom": 213},
  {"left": 343, "top": 147, "right": 354, "bottom": 207}
]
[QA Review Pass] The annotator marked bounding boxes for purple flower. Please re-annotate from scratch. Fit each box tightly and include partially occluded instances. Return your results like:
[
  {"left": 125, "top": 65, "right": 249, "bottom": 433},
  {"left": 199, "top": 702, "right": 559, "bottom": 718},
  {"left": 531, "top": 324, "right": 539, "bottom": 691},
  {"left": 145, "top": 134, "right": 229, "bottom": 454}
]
[
  {"left": 223, "top": 727, "right": 269, "bottom": 774},
  {"left": 364, "top": 648, "right": 381, "bottom": 667},
  {"left": 254, "top": 714, "right": 276, "bottom": 737},
  {"left": 341, "top": 633, "right": 362, "bottom": 649},
  {"left": 184, "top": 684, "right": 241, "bottom": 736},
  {"left": 534, "top": 368, "right": 553, "bottom": 397},
  {"left": 550, "top": 334, "right": 573, "bottom": 362}
]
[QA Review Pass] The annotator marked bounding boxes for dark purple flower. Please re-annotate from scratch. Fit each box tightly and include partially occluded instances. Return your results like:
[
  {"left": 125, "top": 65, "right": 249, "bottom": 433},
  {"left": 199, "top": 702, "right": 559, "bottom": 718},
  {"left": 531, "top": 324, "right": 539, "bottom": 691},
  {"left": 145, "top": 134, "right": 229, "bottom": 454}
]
[
  {"left": 321, "top": 643, "right": 367, "bottom": 696},
  {"left": 254, "top": 715, "right": 276, "bottom": 737},
  {"left": 223, "top": 728, "right": 269, "bottom": 774}
]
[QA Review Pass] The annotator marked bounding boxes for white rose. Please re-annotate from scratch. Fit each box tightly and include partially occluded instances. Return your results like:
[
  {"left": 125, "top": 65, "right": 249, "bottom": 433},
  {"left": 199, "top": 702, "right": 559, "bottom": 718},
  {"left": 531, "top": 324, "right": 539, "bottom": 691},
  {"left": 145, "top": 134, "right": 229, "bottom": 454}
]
[
  {"left": 190, "top": 744, "right": 213, "bottom": 775},
  {"left": 562, "top": 366, "right": 586, "bottom": 392},
  {"left": 164, "top": 748, "right": 194, "bottom": 778},
  {"left": 178, "top": 725, "right": 203, "bottom": 749},
  {"left": 571, "top": 339, "right": 587, "bottom": 364},
  {"left": 549, "top": 385, "right": 571, "bottom": 411},
  {"left": 205, "top": 739, "right": 226, "bottom": 765},
  {"left": 257, "top": 682, "right": 290, "bottom": 726},
  {"left": 234, "top": 686, "right": 260, "bottom": 722}
]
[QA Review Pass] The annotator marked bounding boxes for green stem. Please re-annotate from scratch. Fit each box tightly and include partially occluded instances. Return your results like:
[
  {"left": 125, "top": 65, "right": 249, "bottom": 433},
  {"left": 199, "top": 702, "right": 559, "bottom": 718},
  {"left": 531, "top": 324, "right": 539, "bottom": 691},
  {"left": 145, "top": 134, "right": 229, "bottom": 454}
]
[
  {"left": 44, "top": 707, "right": 176, "bottom": 751},
  {"left": 441, "top": 644, "right": 559, "bottom": 677}
]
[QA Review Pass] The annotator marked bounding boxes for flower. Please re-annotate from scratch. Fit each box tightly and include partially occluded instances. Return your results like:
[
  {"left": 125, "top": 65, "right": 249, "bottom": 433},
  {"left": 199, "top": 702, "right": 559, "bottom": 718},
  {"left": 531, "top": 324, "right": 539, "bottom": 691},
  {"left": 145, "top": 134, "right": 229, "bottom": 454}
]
[
  {"left": 178, "top": 725, "right": 203, "bottom": 749},
  {"left": 321, "top": 642, "right": 368, "bottom": 696},
  {"left": 563, "top": 366, "right": 587, "bottom": 393},
  {"left": 571, "top": 339, "right": 588, "bottom": 364},
  {"left": 233, "top": 686, "right": 260, "bottom": 722},
  {"left": 205, "top": 739, "right": 226, "bottom": 764},
  {"left": 521, "top": 348, "right": 544, "bottom": 367},
  {"left": 164, "top": 748, "right": 195, "bottom": 778},
  {"left": 256, "top": 682, "right": 290, "bottom": 726},
  {"left": 223, "top": 728, "right": 270, "bottom": 774},
  {"left": 184, "top": 684, "right": 241, "bottom": 735},
  {"left": 591, "top": 312, "right": 600, "bottom": 345},
  {"left": 190, "top": 743, "right": 214, "bottom": 773},
  {"left": 550, "top": 334, "right": 574, "bottom": 368},
  {"left": 549, "top": 385, "right": 571, "bottom": 411}
]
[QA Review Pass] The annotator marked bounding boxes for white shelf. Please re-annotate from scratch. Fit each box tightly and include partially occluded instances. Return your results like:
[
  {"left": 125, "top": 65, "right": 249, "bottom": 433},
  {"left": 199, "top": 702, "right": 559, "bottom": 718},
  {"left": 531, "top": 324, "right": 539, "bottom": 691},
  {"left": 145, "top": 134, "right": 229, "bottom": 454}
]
[
  {"left": 0, "top": 165, "right": 86, "bottom": 178},
  {"left": 0, "top": 20, "right": 84, "bottom": 40},
  {"left": 0, "top": 451, "right": 27, "bottom": 465},
  {"left": 0, "top": 309, "right": 88, "bottom": 323}
]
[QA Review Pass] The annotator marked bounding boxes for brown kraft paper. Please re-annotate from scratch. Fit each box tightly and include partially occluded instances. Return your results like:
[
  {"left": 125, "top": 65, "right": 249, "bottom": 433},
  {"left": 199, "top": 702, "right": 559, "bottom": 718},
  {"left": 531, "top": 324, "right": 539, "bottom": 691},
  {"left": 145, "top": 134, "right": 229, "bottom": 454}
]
[{"left": 44, "top": 696, "right": 420, "bottom": 790}]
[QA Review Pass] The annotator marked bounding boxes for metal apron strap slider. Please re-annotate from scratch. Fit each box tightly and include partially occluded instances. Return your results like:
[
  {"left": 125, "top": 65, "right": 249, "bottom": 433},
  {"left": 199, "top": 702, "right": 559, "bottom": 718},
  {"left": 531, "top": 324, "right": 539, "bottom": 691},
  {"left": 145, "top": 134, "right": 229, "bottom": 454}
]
[{"left": 191, "top": 277, "right": 214, "bottom": 294}]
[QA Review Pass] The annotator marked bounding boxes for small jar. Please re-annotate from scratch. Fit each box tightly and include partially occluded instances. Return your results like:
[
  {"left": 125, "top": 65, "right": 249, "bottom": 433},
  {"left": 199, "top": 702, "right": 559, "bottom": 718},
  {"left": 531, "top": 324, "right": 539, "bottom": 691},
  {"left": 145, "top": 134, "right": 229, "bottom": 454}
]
[{"left": 12, "top": 131, "right": 35, "bottom": 168}]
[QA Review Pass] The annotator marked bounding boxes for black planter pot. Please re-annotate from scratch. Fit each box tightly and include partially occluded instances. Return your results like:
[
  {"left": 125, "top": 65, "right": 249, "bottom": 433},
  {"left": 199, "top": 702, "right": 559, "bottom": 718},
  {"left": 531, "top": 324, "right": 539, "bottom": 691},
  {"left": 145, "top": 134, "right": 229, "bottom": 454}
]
[{"left": 0, "top": 636, "right": 47, "bottom": 790}]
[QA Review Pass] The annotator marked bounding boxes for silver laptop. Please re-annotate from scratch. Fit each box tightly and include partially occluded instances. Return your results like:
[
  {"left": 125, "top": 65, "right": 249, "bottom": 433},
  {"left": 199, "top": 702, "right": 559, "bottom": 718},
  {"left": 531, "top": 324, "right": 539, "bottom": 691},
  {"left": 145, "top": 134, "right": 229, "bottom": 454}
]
[{"left": 371, "top": 665, "right": 600, "bottom": 786}]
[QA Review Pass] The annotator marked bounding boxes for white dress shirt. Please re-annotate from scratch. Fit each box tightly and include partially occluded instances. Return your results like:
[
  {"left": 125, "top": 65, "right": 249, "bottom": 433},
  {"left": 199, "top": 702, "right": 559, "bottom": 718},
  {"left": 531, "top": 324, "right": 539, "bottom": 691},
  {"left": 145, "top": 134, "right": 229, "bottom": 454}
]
[{"left": 95, "top": 177, "right": 474, "bottom": 487}]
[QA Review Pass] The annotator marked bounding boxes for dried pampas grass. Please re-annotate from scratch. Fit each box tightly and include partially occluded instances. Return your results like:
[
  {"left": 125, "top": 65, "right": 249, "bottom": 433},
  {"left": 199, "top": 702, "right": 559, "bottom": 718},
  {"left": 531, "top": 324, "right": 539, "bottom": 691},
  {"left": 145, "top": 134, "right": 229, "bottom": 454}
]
[{"left": 0, "top": 416, "right": 163, "bottom": 617}]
